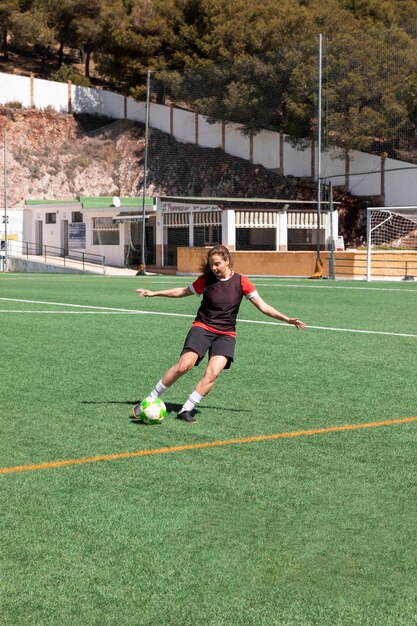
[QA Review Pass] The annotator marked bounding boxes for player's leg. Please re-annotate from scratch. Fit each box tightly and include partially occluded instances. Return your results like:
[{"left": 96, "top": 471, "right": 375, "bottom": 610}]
[
  {"left": 132, "top": 351, "right": 198, "bottom": 419},
  {"left": 177, "top": 354, "right": 229, "bottom": 423},
  {"left": 195, "top": 355, "right": 229, "bottom": 396},
  {"left": 161, "top": 350, "right": 199, "bottom": 386},
  {"left": 145, "top": 350, "right": 199, "bottom": 399},
  {"left": 144, "top": 326, "right": 209, "bottom": 402},
  {"left": 178, "top": 333, "right": 235, "bottom": 422}
]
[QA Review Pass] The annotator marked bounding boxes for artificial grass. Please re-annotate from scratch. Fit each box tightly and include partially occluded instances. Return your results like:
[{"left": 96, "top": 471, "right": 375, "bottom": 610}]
[{"left": 1, "top": 274, "right": 416, "bottom": 625}]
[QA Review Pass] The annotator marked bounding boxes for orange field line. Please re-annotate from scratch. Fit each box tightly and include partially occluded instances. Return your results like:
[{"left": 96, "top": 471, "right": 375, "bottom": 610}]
[{"left": 1, "top": 416, "right": 416, "bottom": 475}]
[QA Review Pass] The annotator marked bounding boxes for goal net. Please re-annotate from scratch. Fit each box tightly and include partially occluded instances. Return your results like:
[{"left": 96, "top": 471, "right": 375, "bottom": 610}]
[{"left": 366, "top": 207, "right": 417, "bottom": 281}]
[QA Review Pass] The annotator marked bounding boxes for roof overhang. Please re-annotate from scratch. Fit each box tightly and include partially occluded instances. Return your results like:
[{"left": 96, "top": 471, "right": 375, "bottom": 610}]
[{"left": 160, "top": 196, "right": 339, "bottom": 211}]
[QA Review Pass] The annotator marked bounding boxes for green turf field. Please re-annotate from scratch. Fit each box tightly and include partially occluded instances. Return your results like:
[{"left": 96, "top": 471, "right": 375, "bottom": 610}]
[{"left": 1, "top": 274, "right": 416, "bottom": 625}]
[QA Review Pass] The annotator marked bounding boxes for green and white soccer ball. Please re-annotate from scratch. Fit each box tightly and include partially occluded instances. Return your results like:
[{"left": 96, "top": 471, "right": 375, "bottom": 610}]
[{"left": 137, "top": 397, "right": 167, "bottom": 424}]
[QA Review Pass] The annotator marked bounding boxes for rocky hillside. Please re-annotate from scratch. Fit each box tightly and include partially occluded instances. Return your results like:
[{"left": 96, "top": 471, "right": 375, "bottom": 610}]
[{"left": 0, "top": 107, "right": 367, "bottom": 245}]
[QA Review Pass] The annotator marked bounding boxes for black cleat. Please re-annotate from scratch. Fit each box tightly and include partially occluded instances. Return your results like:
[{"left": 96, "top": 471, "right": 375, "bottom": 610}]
[{"left": 177, "top": 411, "right": 197, "bottom": 423}]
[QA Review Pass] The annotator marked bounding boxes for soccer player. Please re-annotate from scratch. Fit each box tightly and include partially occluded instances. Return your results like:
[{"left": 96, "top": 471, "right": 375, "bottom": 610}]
[{"left": 133, "top": 244, "right": 306, "bottom": 423}]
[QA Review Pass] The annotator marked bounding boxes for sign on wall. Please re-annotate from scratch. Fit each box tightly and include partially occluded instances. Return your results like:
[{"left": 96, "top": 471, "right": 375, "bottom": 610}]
[
  {"left": 69, "top": 223, "right": 86, "bottom": 249},
  {"left": 162, "top": 202, "right": 221, "bottom": 214},
  {"left": 1, "top": 210, "right": 23, "bottom": 241}
]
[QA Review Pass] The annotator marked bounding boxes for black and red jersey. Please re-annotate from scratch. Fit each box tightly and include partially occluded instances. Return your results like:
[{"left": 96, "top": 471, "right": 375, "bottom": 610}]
[{"left": 189, "top": 271, "right": 257, "bottom": 337}]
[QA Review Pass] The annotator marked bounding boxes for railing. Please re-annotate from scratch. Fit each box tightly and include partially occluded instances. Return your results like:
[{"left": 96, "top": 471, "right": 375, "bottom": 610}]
[
  {"left": 332, "top": 253, "right": 417, "bottom": 280},
  {"left": 8, "top": 240, "right": 106, "bottom": 273}
]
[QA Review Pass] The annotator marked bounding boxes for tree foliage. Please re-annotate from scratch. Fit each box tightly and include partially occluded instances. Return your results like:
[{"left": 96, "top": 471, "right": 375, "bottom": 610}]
[{"left": 2, "top": 0, "right": 417, "bottom": 155}]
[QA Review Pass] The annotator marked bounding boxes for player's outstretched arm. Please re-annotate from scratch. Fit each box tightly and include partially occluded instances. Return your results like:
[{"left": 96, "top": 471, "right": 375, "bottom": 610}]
[
  {"left": 249, "top": 294, "right": 306, "bottom": 329},
  {"left": 134, "top": 286, "right": 193, "bottom": 298}
]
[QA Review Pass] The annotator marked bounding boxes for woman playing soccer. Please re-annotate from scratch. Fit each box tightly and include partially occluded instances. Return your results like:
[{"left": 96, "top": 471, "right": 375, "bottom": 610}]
[{"left": 133, "top": 244, "right": 306, "bottom": 423}]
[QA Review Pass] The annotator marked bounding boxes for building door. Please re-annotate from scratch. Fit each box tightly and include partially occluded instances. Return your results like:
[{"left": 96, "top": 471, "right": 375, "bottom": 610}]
[
  {"left": 61, "top": 219, "right": 69, "bottom": 255},
  {"left": 35, "top": 220, "right": 43, "bottom": 255}
]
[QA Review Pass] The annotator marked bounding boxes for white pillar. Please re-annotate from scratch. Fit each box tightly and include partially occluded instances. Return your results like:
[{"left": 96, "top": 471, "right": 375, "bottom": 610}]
[
  {"left": 189, "top": 210, "right": 194, "bottom": 247},
  {"left": 324, "top": 210, "right": 339, "bottom": 249},
  {"left": 221, "top": 209, "right": 235, "bottom": 250},
  {"left": 155, "top": 198, "right": 164, "bottom": 266},
  {"left": 331, "top": 210, "right": 339, "bottom": 239},
  {"left": 276, "top": 208, "right": 288, "bottom": 251}
]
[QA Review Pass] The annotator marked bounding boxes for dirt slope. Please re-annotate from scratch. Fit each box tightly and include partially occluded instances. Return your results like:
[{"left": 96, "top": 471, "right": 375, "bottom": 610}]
[{"left": 0, "top": 108, "right": 367, "bottom": 244}]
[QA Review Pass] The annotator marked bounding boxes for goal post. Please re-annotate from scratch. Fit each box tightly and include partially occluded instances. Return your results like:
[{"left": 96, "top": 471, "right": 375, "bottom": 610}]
[{"left": 366, "top": 207, "right": 417, "bottom": 281}]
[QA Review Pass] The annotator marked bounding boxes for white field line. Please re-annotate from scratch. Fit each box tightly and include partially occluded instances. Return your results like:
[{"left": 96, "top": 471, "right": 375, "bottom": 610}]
[
  {"left": 254, "top": 283, "right": 417, "bottom": 293},
  {"left": 2, "top": 275, "right": 417, "bottom": 292},
  {"left": 0, "top": 297, "right": 193, "bottom": 318},
  {"left": 0, "top": 310, "right": 147, "bottom": 314},
  {"left": 0, "top": 297, "right": 417, "bottom": 338}
]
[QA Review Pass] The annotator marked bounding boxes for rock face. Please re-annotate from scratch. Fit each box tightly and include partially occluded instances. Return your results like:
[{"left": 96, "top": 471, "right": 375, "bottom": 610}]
[
  {"left": 0, "top": 109, "right": 144, "bottom": 204},
  {"left": 0, "top": 108, "right": 366, "bottom": 244}
]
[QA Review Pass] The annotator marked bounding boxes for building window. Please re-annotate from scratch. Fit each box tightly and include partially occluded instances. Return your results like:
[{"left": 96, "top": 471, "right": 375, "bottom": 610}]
[
  {"left": 287, "top": 228, "right": 315, "bottom": 251},
  {"left": 236, "top": 228, "right": 276, "bottom": 250},
  {"left": 45, "top": 213, "right": 56, "bottom": 224},
  {"left": 72, "top": 212, "right": 83, "bottom": 223},
  {"left": 194, "top": 225, "right": 222, "bottom": 247},
  {"left": 92, "top": 217, "right": 119, "bottom": 245}
]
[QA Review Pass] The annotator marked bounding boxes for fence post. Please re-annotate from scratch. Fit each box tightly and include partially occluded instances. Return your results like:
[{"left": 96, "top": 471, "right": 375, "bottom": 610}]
[
  {"left": 30, "top": 73, "right": 35, "bottom": 108},
  {"left": 170, "top": 105, "right": 174, "bottom": 135},
  {"left": 194, "top": 112, "right": 199, "bottom": 145},
  {"left": 68, "top": 80, "right": 72, "bottom": 114},
  {"left": 311, "top": 138, "right": 315, "bottom": 179},
  {"left": 344, "top": 148, "right": 350, "bottom": 191},
  {"left": 380, "top": 152, "right": 387, "bottom": 205}
]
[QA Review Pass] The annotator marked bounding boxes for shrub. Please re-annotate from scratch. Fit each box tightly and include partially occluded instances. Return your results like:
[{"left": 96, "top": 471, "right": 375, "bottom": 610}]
[
  {"left": 4, "top": 101, "right": 23, "bottom": 109},
  {"left": 50, "top": 65, "right": 90, "bottom": 87}
]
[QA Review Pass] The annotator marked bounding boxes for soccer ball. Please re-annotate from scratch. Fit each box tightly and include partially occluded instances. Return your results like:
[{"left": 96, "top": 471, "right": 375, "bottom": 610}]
[{"left": 135, "top": 397, "right": 166, "bottom": 424}]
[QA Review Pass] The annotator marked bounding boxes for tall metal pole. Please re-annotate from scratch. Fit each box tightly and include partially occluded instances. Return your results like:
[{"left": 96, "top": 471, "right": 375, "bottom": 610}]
[
  {"left": 3, "top": 128, "right": 7, "bottom": 272},
  {"left": 328, "top": 182, "right": 335, "bottom": 279},
  {"left": 316, "top": 33, "right": 323, "bottom": 260},
  {"left": 140, "top": 69, "right": 151, "bottom": 274},
  {"left": 366, "top": 208, "right": 372, "bottom": 281}
]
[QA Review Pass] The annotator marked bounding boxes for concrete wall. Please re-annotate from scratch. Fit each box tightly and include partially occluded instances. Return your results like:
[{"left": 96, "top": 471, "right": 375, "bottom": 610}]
[
  {"left": 177, "top": 247, "right": 320, "bottom": 277},
  {"left": 2, "top": 70, "right": 417, "bottom": 206},
  {"left": 177, "top": 247, "right": 417, "bottom": 279},
  {"left": 198, "top": 116, "right": 223, "bottom": 149},
  {"left": 0, "top": 73, "right": 32, "bottom": 107},
  {"left": 9, "top": 257, "right": 87, "bottom": 273}
]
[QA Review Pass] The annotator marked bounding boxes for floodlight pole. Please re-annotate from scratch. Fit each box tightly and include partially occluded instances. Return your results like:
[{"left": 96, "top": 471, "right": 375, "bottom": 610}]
[
  {"left": 139, "top": 70, "right": 151, "bottom": 275},
  {"left": 3, "top": 128, "right": 7, "bottom": 272},
  {"left": 316, "top": 33, "right": 323, "bottom": 260}
]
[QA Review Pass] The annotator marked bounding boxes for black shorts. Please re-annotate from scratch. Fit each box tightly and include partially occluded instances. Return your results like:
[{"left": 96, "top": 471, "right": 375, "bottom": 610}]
[{"left": 181, "top": 326, "right": 236, "bottom": 369}]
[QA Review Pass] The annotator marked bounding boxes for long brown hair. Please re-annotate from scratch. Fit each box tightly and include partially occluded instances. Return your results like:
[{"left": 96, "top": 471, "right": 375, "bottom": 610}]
[{"left": 198, "top": 244, "right": 233, "bottom": 274}]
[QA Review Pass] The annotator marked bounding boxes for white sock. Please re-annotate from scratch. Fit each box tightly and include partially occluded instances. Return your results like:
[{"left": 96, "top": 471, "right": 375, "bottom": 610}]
[
  {"left": 149, "top": 379, "right": 168, "bottom": 399},
  {"left": 179, "top": 390, "right": 204, "bottom": 414}
]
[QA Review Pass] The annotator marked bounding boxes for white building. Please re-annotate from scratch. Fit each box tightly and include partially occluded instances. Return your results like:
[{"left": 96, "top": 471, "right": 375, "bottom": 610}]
[{"left": 20, "top": 196, "right": 339, "bottom": 270}]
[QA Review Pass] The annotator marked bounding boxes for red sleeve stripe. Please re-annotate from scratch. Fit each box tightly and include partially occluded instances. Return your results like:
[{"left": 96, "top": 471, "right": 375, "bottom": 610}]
[
  {"left": 240, "top": 275, "right": 257, "bottom": 299},
  {"left": 190, "top": 275, "right": 206, "bottom": 295}
]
